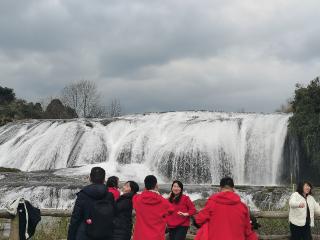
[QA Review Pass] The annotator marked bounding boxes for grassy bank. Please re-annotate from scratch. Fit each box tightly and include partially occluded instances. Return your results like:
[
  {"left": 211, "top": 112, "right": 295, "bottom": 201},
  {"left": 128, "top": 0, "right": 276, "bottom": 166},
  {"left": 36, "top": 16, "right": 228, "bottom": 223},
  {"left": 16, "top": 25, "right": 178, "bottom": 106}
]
[
  {"left": 0, "top": 167, "right": 20, "bottom": 173},
  {"left": 32, "top": 217, "right": 69, "bottom": 240},
  {"left": 1, "top": 217, "right": 319, "bottom": 240}
]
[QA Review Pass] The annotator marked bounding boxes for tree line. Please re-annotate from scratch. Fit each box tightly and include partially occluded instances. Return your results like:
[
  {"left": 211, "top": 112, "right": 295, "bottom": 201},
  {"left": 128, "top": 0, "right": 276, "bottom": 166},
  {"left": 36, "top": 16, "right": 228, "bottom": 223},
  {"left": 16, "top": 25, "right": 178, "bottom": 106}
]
[
  {"left": 0, "top": 80, "right": 122, "bottom": 126},
  {"left": 287, "top": 76, "right": 320, "bottom": 183}
]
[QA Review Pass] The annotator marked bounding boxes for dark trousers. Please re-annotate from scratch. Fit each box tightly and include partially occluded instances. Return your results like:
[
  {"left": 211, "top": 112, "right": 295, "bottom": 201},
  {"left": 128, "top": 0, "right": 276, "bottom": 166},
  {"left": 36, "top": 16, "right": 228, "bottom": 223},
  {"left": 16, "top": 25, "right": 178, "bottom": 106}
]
[
  {"left": 168, "top": 226, "right": 189, "bottom": 240},
  {"left": 290, "top": 223, "right": 312, "bottom": 240}
]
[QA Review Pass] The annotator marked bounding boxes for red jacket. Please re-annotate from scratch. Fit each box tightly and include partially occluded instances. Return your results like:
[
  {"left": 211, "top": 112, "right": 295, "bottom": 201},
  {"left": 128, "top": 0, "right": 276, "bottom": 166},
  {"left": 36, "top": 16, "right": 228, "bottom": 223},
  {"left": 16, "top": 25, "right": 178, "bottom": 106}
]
[
  {"left": 167, "top": 194, "right": 196, "bottom": 228},
  {"left": 108, "top": 187, "right": 120, "bottom": 201},
  {"left": 195, "top": 191, "right": 258, "bottom": 240},
  {"left": 133, "top": 190, "right": 173, "bottom": 240},
  {"left": 195, "top": 222, "right": 209, "bottom": 240}
]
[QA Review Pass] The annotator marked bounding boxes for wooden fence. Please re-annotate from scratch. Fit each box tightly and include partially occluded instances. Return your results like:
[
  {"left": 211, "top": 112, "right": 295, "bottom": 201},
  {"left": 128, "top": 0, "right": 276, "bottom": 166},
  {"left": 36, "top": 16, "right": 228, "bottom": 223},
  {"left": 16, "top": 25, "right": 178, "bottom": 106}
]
[{"left": 1, "top": 209, "right": 320, "bottom": 240}]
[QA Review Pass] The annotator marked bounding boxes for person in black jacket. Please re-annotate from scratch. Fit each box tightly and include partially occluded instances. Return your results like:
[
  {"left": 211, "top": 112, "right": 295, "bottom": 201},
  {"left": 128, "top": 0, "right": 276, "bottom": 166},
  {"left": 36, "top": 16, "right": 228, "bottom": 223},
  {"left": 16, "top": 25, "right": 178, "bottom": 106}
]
[
  {"left": 112, "top": 181, "right": 139, "bottom": 240},
  {"left": 68, "top": 167, "right": 115, "bottom": 240}
]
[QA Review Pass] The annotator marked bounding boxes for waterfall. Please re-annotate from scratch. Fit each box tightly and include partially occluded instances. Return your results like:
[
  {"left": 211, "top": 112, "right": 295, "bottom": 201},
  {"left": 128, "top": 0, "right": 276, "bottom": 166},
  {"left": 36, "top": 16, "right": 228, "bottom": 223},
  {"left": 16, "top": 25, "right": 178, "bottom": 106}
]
[{"left": 0, "top": 111, "right": 290, "bottom": 185}]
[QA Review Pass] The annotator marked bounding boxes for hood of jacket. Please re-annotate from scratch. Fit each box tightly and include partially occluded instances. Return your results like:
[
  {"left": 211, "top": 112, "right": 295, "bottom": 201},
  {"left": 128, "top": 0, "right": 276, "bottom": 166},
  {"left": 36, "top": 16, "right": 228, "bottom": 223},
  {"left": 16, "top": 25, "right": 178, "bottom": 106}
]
[
  {"left": 210, "top": 191, "right": 241, "bottom": 205},
  {"left": 80, "top": 183, "right": 107, "bottom": 200},
  {"left": 139, "top": 190, "right": 163, "bottom": 205}
]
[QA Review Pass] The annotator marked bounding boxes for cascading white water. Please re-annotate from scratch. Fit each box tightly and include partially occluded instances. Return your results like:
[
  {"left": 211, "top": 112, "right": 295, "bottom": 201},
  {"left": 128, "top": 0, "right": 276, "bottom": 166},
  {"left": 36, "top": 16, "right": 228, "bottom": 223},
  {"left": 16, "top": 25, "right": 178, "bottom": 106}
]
[{"left": 0, "top": 111, "right": 290, "bottom": 185}]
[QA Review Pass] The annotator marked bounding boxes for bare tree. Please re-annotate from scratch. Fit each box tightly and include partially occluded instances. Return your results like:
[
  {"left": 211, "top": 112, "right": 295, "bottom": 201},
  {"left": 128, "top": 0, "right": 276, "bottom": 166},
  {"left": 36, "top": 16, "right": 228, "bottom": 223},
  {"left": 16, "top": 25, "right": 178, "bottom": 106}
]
[
  {"left": 108, "top": 98, "right": 122, "bottom": 117},
  {"left": 61, "top": 80, "right": 102, "bottom": 118},
  {"left": 61, "top": 80, "right": 125, "bottom": 118},
  {"left": 79, "top": 80, "right": 99, "bottom": 117},
  {"left": 88, "top": 104, "right": 107, "bottom": 118},
  {"left": 61, "top": 83, "right": 82, "bottom": 115}
]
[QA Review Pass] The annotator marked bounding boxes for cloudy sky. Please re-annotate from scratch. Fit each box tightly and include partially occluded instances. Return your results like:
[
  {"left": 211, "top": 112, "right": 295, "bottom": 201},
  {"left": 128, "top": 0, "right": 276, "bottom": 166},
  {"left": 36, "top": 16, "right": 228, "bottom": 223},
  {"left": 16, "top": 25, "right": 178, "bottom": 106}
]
[{"left": 0, "top": 0, "right": 320, "bottom": 114}]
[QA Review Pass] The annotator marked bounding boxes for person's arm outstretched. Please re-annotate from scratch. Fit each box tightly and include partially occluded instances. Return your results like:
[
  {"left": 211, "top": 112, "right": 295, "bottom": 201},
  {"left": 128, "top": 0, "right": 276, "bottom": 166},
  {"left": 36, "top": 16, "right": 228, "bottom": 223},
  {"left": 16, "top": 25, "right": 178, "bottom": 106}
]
[{"left": 195, "top": 199, "right": 212, "bottom": 226}]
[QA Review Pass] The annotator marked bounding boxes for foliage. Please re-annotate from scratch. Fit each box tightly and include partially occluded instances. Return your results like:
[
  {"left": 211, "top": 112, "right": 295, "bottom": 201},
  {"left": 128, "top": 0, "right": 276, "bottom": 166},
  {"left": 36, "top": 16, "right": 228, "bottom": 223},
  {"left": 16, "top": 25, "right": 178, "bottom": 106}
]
[
  {"left": 0, "top": 98, "right": 44, "bottom": 125},
  {"left": 45, "top": 99, "right": 77, "bottom": 119},
  {"left": 0, "top": 86, "right": 15, "bottom": 104},
  {"left": 1, "top": 82, "right": 123, "bottom": 124},
  {"left": 0, "top": 167, "right": 21, "bottom": 173},
  {"left": 0, "top": 85, "right": 77, "bottom": 125},
  {"left": 288, "top": 77, "right": 320, "bottom": 181}
]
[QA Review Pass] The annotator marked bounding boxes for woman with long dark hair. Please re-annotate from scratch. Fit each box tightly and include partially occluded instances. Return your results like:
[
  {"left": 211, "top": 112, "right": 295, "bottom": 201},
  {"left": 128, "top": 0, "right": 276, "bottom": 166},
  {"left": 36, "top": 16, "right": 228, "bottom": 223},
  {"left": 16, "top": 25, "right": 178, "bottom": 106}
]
[
  {"left": 113, "top": 181, "right": 139, "bottom": 240},
  {"left": 107, "top": 176, "right": 120, "bottom": 201},
  {"left": 289, "top": 181, "right": 320, "bottom": 240},
  {"left": 167, "top": 180, "right": 196, "bottom": 240}
]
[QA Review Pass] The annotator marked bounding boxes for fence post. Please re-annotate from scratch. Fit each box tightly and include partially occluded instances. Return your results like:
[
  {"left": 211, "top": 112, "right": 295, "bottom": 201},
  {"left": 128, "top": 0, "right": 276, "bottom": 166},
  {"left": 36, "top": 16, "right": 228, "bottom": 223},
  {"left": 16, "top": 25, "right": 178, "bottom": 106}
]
[{"left": 9, "top": 214, "right": 19, "bottom": 240}]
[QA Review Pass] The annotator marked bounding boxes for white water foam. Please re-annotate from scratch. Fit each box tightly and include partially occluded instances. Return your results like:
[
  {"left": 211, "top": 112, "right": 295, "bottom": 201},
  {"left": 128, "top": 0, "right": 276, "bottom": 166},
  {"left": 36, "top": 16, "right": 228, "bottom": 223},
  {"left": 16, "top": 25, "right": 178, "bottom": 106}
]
[{"left": 0, "top": 111, "right": 290, "bottom": 185}]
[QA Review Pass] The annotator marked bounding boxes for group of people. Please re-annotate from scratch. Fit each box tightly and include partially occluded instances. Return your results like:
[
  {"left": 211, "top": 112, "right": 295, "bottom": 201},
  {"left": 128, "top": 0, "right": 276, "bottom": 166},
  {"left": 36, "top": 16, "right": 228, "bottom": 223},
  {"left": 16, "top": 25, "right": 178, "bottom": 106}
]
[{"left": 67, "top": 166, "right": 320, "bottom": 240}]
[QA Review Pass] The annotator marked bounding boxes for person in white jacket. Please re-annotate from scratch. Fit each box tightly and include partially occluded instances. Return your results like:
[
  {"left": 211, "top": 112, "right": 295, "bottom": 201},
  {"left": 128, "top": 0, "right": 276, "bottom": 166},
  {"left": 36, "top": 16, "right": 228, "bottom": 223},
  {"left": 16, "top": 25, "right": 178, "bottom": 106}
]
[{"left": 289, "top": 181, "right": 320, "bottom": 240}]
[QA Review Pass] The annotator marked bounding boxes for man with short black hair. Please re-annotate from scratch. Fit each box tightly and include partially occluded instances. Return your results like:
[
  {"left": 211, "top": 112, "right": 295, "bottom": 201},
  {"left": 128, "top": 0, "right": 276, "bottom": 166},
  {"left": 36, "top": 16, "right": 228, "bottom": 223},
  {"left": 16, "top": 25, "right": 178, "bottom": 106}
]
[
  {"left": 195, "top": 177, "right": 258, "bottom": 240},
  {"left": 219, "top": 176, "right": 234, "bottom": 188},
  {"left": 68, "top": 167, "right": 115, "bottom": 240},
  {"left": 133, "top": 175, "right": 173, "bottom": 240},
  {"left": 90, "top": 167, "right": 106, "bottom": 184},
  {"left": 144, "top": 175, "right": 158, "bottom": 190}
]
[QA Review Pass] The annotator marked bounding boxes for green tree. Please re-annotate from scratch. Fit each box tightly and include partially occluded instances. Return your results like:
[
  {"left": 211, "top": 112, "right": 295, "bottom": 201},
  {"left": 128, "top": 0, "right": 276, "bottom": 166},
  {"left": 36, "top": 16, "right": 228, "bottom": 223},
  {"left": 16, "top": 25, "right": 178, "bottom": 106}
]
[
  {"left": 288, "top": 76, "right": 320, "bottom": 182},
  {"left": 0, "top": 86, "right": 15, "bottom": 104},
  {"left": 45, "top": 99, "right": 78, "bottom": 119},
  {"left": 0, "top": 86, "right": 45, "bottom": 125}
]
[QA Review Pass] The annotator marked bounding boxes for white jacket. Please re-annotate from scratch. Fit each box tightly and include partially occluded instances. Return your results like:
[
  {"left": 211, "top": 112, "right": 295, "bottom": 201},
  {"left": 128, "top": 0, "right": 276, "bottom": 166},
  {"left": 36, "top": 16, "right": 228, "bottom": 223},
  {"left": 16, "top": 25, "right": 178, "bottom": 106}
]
[{"left": 289, "top": 192, "right": 320, "bottom": 227}]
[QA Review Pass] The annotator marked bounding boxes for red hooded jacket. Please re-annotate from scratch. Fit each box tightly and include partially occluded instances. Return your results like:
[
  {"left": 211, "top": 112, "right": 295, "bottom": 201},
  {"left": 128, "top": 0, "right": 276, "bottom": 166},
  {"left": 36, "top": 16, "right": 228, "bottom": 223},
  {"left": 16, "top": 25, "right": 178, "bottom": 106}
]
[
  {"left": 195, "top": 191, "right": 258, "bottom": 240},
  {"left": 195, "top": 222, "right": 209, "bottom": 240},
  {"left": 133, "top": 190, "right": 173, "bottom": 240},
  {"left": 167, "top": 194, "right": 197, "bottom": 228},
  {"left": 108, "top": 187, "right": 120, "bottom": 201}
]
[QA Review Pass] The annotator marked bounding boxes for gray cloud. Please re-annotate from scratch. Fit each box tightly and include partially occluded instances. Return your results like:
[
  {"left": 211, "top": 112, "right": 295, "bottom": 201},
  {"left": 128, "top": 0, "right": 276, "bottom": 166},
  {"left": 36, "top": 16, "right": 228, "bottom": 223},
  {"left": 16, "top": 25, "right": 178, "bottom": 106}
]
[{"left": 1, "top": 0, "right": 320, "bottom": 114}]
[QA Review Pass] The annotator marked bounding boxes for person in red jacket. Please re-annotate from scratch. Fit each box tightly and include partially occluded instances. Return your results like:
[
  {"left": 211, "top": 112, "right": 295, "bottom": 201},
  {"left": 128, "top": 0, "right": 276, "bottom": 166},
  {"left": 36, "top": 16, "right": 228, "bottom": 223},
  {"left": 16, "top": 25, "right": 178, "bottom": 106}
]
[
  {"left": 107, "top": 176, "right": 120, "bottom": 201},
  {"left": 133, "top": 175, "right": 173, "bottom": 240},
  {"left": 167, "top": 180, "right": 196, "bottom": 240},
  {"left": 195, "top": 177, "right": 258, "bottom": 240}
]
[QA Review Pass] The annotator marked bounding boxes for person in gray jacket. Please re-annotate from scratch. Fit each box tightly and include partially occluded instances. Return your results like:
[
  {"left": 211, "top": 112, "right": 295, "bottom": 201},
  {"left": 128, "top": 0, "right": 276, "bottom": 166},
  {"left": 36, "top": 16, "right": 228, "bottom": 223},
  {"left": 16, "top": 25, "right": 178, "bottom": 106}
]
[{"left": 289, "top": 181, "right": 320, "bottom": 240}]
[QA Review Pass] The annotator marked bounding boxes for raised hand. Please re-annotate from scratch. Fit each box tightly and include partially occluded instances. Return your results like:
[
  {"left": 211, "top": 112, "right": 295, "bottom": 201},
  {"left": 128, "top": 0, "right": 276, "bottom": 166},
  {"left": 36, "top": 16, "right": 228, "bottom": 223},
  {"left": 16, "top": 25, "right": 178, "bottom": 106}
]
[{"left": 177, "top": 211, "right": 189, "bottom": 217}]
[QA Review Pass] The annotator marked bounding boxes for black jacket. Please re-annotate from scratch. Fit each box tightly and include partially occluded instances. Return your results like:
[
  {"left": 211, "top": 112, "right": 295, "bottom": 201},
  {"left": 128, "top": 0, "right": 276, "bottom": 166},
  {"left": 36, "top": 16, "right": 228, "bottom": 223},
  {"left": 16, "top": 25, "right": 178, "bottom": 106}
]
[
  {"left": 67, "top": 184, "right": 115, "bottom": 240},
  {"left": 112, "top": 192, "right": 135, "bottom": 240},
  {"left": 18, "top": 200, "right": 41, "bottom": 240}
]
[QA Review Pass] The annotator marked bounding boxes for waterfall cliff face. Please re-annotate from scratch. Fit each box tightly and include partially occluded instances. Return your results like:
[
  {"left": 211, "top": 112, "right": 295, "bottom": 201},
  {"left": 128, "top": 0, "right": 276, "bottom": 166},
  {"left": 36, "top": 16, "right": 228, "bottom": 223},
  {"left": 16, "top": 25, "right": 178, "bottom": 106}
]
[
  {"left": 0, "top": 111, "right": 290, "bottom": 185},
  {"left": 0, "top": 171, "right": 293, "bottom": 211}
]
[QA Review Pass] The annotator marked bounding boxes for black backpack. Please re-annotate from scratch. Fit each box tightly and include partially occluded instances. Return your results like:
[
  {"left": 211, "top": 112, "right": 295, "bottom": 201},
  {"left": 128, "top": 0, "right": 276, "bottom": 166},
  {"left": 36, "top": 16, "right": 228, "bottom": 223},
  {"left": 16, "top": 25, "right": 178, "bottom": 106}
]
[{"left": 85, "top": 193, "right": 115, "bottom": 239}]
